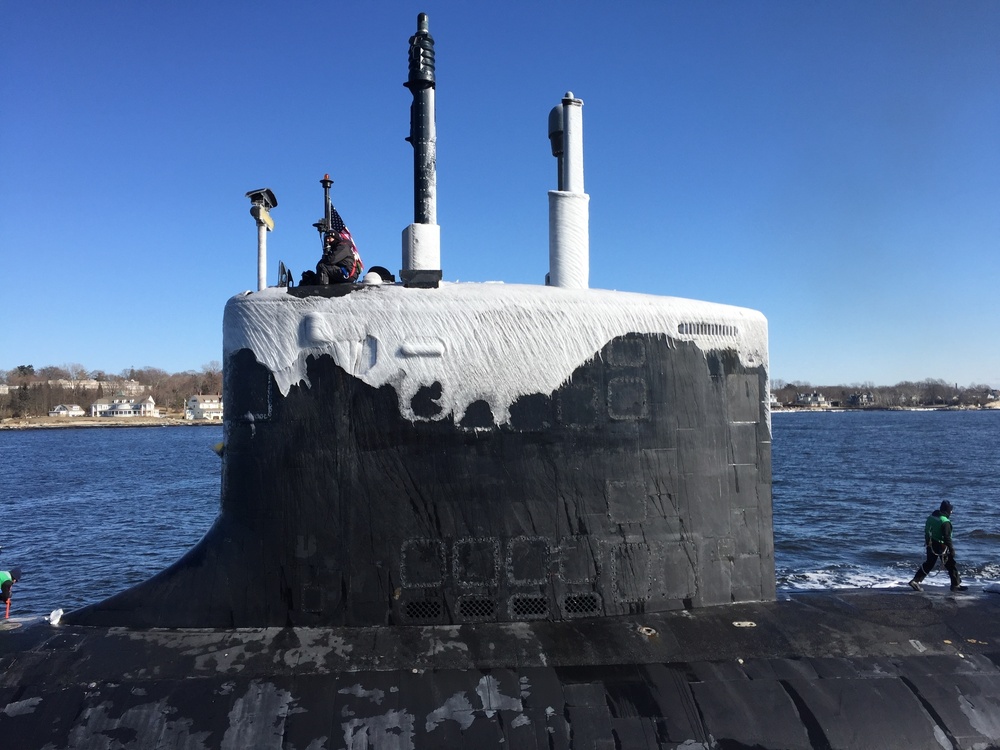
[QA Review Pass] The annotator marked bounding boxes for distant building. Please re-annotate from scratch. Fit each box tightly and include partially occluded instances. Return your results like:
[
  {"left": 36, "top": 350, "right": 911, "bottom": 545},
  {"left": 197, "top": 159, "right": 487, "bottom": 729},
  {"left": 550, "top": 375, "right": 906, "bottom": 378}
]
[
  {"left": 48, "top": 404, "right": 86, "bottom": 417},
  {"left": 91, "top": 395, "right": 159, "bottom": 418},
  {"left": 185, "top": 394, "right": 224, "bottom": 421},
  {"left": 44, "top": 379, "right": 103, "bottom": 391},
  {"left": 12, "top": 378, "right": 143, "bottom": 393},
  {"left": 795, "top": 391, "right": 828, "bottom": 408},
  {"left": 102, "top": 379, "right": 148, "bottom": 397},
  {"left": 849, "top": 392, "right": 874, "bottom": 407},
  {"left": 90, "top": 397, "right": 113, "bottom": 417}
]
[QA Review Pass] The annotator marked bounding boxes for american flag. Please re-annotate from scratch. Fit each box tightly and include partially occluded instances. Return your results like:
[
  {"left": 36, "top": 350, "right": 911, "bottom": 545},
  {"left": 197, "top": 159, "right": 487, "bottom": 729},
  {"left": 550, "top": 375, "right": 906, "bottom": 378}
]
[{"left": 327, "top": 201, "right": 355, "bottom": 249}]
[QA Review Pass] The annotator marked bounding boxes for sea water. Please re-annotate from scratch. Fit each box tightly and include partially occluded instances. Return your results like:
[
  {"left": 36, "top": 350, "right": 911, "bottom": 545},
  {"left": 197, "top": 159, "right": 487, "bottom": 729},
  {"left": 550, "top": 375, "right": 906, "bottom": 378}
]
[
  {"left": 1, "top": 426, "right": 221, "bottom": 619},
  {"left": 1, "top": 411, "right": 998, "bottom": 619},
  {"left": 773, "top": 408, "right": 1000, "bottom": 590}
]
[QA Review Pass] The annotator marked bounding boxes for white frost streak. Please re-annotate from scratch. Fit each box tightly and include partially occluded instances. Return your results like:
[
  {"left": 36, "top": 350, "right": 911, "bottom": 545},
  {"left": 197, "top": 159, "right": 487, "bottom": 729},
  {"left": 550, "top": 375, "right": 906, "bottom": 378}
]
[
  {"left": 1, "top": 697, "right": 42, "bottom": 716},
  {"left": 221, "top": 681, "right": 294, "bottom": 750},
  {"left": 425, "top": 675, "right": 527, "bottom": 732},
  {"left": 343, "top": 710, "right": 416, "bottom": 750},
  {"left": 224, "top": 283, "right": 768, "bottom": 424}
]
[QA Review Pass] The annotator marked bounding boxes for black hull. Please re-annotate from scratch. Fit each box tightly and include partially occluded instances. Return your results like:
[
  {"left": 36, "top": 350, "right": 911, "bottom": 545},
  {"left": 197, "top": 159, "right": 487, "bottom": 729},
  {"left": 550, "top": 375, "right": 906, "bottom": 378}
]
[
  {"left": 70, "top": 284, "right": 773, "bottom": 627},
  {"left": 5, "top": 590, "right": 1000, "bottom": 749}
]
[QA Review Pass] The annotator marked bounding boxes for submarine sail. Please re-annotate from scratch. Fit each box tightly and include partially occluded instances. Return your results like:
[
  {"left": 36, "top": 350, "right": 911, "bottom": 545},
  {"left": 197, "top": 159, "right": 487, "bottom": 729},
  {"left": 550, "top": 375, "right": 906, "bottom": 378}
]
[{"left": 67, "top": 14, "right": 771, "bottom": 631}]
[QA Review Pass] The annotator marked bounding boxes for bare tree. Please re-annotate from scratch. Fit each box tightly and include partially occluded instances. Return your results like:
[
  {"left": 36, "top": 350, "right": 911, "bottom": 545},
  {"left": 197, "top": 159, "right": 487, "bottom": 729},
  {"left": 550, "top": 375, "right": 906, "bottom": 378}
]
[
  {"left": 200, "top": 361, "right": 222, "bottom": 395},
  {"left": 12, "top": 365, "right": 37, "bottom": 383},
  {"left": 919, "top": 378, "right": 950, "bottom": 406},
  {"left": 38, "top": 365, "right": 70, "bottom": 381},
  {"left": 65, "top": 363, "right": 88, "bottom": 381}
]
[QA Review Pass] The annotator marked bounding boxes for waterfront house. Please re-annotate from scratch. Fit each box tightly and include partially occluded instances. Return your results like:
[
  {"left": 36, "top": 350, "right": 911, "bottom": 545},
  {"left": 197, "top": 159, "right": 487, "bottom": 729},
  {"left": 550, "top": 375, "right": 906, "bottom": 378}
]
[
  {"left": 849, "top": 392, "right": 874, "bottom": 407},
  {"left": 91, "top": 395, "right": 160, "bottom": 418},
  {"left": 795, "top": 391, "right": 829, "bottom": 408},
  {"left": 48, "top": 404, "right": 86, "bottom": 417},
  {"left": 185, "top": 394, "right": 224, "bottom": 421}
]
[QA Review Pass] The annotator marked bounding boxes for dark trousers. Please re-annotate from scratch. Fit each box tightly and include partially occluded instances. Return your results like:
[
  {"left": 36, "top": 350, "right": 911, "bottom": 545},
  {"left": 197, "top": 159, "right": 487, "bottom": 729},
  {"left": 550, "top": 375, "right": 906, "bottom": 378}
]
[{"left": 913, "top": 543, "right": 960, "bottom": 587}]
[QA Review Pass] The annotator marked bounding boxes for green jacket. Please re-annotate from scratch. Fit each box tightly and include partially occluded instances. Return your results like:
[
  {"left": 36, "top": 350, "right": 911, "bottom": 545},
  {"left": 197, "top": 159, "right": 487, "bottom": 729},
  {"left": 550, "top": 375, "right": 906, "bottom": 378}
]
[
  {"left": 0, "top": 570, "right": 12, "bottom": 600},
  {"left": 925, "top": 511, "right": 953, "bottom": 547}
]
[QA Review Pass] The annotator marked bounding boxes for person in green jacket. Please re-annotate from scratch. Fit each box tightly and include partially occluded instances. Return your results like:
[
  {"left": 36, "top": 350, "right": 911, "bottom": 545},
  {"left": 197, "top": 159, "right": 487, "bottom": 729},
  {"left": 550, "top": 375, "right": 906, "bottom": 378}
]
[
  {"left": 1, "top": 567, "right": 21, "bottom": 614},
  {"left": 909, "top": 501, "right": 966, "bottom": 592}
]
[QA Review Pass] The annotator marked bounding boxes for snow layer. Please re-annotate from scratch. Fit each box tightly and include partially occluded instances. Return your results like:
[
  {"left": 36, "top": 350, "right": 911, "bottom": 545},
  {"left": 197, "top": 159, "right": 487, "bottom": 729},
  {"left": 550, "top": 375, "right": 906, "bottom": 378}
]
[
  {"left": 548, "top": 191, "right": 590, "bottom": 289},
  {"left": 402, "top": 222, "right": 440, "bottom": 271},
  {"left": 223, "top": 282, "right": 768, "bottom": 424}
]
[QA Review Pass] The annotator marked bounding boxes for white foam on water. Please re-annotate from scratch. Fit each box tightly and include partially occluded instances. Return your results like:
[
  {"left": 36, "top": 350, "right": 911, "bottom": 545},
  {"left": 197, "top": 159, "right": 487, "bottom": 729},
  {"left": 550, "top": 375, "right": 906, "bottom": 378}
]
[{"left": 779, "top": 566, "right": 988, "bottom": 591}]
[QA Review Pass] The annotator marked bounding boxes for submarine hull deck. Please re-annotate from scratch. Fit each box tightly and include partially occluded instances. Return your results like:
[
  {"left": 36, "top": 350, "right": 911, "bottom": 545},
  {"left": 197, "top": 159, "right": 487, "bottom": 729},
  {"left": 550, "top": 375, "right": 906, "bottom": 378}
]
[{"left": 4, "top": 589, "right": 1000, "bottom": 749}]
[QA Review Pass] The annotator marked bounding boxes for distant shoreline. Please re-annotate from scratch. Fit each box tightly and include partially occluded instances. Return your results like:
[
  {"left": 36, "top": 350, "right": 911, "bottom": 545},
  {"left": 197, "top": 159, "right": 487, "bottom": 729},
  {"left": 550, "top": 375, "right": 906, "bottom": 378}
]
[
  {"left": 0, "top": 417, "right": 222, "bottom": 431},
  {"left": 6, "top": 404, "right": 998, "bottom": 430}
]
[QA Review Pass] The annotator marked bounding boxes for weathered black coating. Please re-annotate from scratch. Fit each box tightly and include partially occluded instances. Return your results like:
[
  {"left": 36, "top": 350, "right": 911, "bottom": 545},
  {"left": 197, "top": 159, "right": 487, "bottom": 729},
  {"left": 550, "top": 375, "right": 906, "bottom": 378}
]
[
  {"left": 67, "top": 313, "right": 773, "bottom": 629},
  {"left": 4, "top": 589, "right": 1000, "bottom": 748}
]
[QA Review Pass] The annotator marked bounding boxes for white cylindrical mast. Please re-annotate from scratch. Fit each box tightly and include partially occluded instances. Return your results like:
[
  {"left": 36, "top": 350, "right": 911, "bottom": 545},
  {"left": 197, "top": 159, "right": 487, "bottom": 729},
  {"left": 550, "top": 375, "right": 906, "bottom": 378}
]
[
  {"left": 246, "top": 188, "right": 277, "bottom": 292},
  {"left": 561, "top": 93, "right": 585, "bottom": 194},
  {"left": 548, "top": 92, "right": 589, "bottom": 289},
  {"left": 256, "top": 223, "right": 268, "bottom": 291}
]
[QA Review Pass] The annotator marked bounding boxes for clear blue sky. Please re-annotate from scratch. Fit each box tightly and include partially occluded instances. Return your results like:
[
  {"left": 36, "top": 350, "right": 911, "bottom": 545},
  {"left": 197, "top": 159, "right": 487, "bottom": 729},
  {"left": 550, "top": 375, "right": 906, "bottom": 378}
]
[{"left": 2, "top": 1, "right": 998, "bottom": 387}]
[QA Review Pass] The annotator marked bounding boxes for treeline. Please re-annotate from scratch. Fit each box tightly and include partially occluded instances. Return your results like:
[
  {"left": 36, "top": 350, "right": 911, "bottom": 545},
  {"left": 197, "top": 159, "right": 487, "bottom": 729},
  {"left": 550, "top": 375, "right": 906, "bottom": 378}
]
[
  {"left": 0, "top": 363, "right": 222, "bottom": 419},
  {"left": 4, "top": 365, "right": 996, "bottom": 419},
  {"left": 771, "top": 378, "right": 999, "bottom": 408}
]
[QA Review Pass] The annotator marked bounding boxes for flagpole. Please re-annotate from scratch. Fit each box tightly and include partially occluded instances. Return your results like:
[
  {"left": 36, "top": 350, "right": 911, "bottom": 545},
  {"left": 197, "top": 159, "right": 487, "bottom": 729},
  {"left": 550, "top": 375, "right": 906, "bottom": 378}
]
[{"left": 321, "top": 174, "right": 334, "bottom": 234}]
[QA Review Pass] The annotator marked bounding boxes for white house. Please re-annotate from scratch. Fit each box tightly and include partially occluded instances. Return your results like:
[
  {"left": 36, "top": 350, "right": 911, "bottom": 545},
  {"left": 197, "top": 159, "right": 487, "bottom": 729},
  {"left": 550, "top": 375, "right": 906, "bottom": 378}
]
[
  {"left": 795, "top": 391, "right": 828, "bottom": 408},
  {"left": 185, "top": 394, "right": 224, "bottom": 421},
  {"left": 91, "top": 395, "right": 160, "bottom": 418},
  {"left": 48, "top": 404, "right": 86, "bottom": 417}
]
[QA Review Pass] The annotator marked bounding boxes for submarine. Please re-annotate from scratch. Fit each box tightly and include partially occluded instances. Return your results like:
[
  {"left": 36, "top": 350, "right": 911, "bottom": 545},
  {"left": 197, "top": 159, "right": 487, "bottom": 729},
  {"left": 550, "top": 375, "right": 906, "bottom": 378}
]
[{"left": 4, "top": 14, "right": 1000, "bottom": 750}]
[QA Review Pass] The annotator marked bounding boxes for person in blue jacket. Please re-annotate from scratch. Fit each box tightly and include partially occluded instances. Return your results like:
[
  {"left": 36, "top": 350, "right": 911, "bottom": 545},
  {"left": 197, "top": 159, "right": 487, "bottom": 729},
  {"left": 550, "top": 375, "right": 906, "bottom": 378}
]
[{"left": 909, "top": 501, "right": 966, "bottom": 592}]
